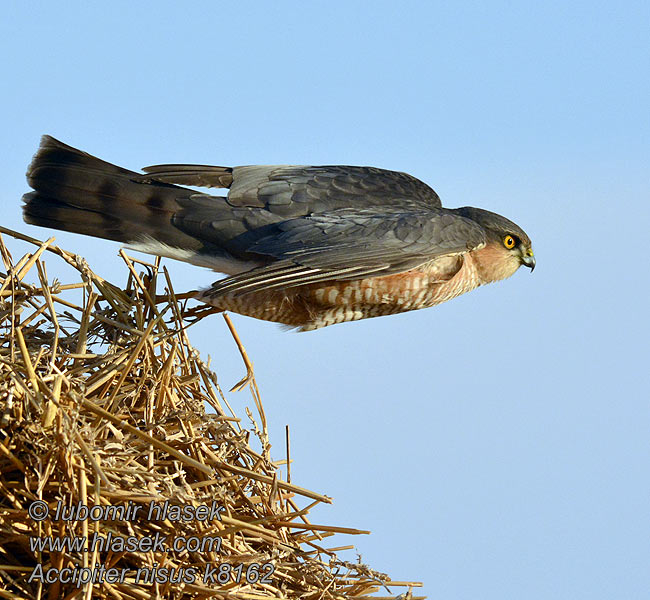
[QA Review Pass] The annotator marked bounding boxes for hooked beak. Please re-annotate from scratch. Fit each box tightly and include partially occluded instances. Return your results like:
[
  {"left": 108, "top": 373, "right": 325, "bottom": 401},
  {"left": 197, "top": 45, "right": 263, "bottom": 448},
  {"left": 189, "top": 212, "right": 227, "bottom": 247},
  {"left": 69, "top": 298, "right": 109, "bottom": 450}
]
[{"left": 521, "top": 250, "right": 536, "bottom": 272}]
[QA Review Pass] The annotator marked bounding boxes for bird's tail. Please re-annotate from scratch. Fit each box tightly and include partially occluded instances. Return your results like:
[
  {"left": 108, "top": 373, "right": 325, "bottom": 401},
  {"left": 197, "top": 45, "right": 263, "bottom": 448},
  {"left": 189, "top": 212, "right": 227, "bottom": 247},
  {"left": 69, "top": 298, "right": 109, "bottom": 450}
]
[{"left": 22, "top": 136, "right": 196, "bottom": 249}]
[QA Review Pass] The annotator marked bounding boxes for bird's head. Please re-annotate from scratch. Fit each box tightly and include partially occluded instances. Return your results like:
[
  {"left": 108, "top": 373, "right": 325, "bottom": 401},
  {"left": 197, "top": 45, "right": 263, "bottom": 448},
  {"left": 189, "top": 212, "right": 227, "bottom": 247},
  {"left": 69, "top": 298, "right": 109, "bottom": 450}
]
[{"left": 455, "top": 207, "right": 535, "bottom": 282}]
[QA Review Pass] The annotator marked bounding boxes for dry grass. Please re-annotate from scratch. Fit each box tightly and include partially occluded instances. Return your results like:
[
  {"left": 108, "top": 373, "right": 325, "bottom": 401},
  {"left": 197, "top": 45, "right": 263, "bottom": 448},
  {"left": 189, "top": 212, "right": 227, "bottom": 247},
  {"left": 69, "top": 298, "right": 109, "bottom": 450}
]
[{"left": 0, "top": 226, "right": 424, "bottom": 599}]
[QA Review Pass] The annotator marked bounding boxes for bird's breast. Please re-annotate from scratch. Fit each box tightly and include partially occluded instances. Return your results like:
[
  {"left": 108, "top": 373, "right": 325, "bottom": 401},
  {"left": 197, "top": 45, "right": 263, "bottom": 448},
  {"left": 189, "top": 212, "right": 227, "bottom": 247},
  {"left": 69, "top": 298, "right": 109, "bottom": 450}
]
[
  {"left": 205, "top": 253, "right": 484, "bottom": 330},
  {"left": 306, "top": 254, "right": 482, "bottom": 311}
]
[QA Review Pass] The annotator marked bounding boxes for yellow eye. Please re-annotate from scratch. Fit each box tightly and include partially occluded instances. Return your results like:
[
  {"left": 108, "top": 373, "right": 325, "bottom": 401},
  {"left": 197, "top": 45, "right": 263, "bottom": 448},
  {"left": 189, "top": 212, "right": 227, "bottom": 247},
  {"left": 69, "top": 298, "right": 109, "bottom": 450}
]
[{"left": 503, "top": 235, "right": 516, "bottom": 249}]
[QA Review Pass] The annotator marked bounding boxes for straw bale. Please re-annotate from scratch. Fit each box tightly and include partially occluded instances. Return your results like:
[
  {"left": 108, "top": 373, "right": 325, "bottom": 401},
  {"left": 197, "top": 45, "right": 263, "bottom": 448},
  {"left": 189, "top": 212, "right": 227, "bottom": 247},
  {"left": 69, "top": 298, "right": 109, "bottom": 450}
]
[{"left": 0, "top": 226, "right": 423, "bottom": 599}]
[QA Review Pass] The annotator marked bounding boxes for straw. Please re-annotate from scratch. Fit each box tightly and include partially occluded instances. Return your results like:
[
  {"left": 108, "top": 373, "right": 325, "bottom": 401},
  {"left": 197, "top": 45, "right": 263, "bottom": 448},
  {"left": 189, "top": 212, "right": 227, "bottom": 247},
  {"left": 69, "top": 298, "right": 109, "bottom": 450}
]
[{"left": 0, "top": 227, "right": 424, "bottom": 599}]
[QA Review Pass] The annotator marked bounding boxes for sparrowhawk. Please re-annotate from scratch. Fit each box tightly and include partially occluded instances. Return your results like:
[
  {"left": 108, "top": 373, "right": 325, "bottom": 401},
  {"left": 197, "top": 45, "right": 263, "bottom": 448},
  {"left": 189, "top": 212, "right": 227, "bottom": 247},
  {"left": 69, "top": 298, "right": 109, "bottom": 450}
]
[{"left": 23, "top": 136, "right": 535, "bottom": 330}]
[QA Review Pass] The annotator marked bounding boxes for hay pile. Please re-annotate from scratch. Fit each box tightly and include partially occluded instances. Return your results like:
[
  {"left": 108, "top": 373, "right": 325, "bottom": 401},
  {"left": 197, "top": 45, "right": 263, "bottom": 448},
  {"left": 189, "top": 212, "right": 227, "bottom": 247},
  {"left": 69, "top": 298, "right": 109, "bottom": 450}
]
[{"left": 0, "top": 226, "right": 423, "bottom": 599}]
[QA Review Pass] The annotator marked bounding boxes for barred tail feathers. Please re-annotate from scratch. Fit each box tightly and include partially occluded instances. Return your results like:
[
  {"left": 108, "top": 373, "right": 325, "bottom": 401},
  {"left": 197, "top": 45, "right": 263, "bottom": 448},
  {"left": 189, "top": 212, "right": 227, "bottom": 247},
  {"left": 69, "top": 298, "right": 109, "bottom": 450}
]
[{"left": 22, "top": 135, "right": 197, "bottom": 250}]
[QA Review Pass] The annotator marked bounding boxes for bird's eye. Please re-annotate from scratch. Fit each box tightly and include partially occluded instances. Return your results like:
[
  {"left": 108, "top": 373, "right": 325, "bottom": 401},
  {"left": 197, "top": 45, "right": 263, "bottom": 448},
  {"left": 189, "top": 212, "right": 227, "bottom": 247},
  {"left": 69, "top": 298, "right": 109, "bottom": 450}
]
[{"left": 503, "top": 235, "right": 516, "bottom": 249}]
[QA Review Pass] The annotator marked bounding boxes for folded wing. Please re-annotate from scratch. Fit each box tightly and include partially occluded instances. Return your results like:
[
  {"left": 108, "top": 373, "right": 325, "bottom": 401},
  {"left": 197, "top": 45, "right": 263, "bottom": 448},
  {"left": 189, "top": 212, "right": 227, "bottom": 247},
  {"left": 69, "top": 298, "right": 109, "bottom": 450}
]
[{"left": 203, "top": 208, "right": 486, "bottom": 297}]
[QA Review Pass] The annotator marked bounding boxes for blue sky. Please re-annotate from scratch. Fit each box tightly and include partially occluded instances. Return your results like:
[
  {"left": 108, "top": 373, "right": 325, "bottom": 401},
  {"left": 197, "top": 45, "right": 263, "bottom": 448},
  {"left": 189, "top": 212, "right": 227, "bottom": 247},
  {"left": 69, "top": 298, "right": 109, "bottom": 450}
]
[{"left": 2, "top": 2, "right": 649, "bottom": 598}]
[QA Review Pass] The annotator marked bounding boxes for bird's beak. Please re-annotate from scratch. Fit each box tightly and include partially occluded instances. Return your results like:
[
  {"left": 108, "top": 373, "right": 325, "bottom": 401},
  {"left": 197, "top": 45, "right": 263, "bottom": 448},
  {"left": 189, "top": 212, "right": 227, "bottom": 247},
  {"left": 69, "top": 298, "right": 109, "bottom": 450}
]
[{"left": 521, "top": 250, "right": 536, "bottom": 272}]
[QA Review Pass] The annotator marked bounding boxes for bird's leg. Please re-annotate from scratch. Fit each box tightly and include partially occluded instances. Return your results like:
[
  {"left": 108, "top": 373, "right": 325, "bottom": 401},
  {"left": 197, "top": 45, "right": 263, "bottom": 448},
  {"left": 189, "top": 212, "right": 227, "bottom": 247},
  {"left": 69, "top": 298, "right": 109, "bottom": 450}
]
[
  {"left": 155, "top": 291, "right": 197, "bottom": 303},
  {"left": 181, "top": 304, "right": 224, "bottom": 324}
]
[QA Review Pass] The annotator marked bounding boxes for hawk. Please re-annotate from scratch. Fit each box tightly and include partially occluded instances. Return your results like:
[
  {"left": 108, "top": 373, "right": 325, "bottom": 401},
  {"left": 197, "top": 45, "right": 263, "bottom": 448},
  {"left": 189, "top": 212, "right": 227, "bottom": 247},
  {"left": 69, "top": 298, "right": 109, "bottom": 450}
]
[{"left": 23, "top": 136, "right": 535, "bottom": 330}]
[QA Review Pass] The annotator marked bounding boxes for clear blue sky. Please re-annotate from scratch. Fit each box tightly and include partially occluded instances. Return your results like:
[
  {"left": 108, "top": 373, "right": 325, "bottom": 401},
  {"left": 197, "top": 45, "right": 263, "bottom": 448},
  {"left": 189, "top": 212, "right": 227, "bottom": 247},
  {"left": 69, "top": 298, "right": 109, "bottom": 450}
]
[{"left": 2, "top": 2, "right": 649, "bottom": 598}]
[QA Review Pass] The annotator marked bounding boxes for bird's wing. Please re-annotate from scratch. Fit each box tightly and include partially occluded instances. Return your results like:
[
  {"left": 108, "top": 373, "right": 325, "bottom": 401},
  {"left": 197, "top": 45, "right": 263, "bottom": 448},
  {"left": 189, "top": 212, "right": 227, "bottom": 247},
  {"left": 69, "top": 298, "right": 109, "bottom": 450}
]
[
  {"left": 141, "top": 164, "right": 442, "bottom": 212},
  {"left": 203, "top": 208, "right": 486, "bottom": 298}
]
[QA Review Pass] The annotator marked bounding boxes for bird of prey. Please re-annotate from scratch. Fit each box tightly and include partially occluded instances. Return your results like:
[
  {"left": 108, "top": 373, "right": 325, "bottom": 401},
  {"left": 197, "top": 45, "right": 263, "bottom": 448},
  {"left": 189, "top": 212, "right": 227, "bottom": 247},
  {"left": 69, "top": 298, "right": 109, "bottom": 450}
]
[{"left": 23, "top": 136, "right": 535, "bottom": 330}]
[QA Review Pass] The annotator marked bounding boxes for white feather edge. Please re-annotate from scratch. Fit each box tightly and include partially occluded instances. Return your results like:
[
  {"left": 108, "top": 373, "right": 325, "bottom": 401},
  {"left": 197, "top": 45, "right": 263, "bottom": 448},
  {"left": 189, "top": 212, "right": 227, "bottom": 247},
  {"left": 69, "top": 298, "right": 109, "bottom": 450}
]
[{"left": 125, "top": 236, "right": 260, "bottom": 275}]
